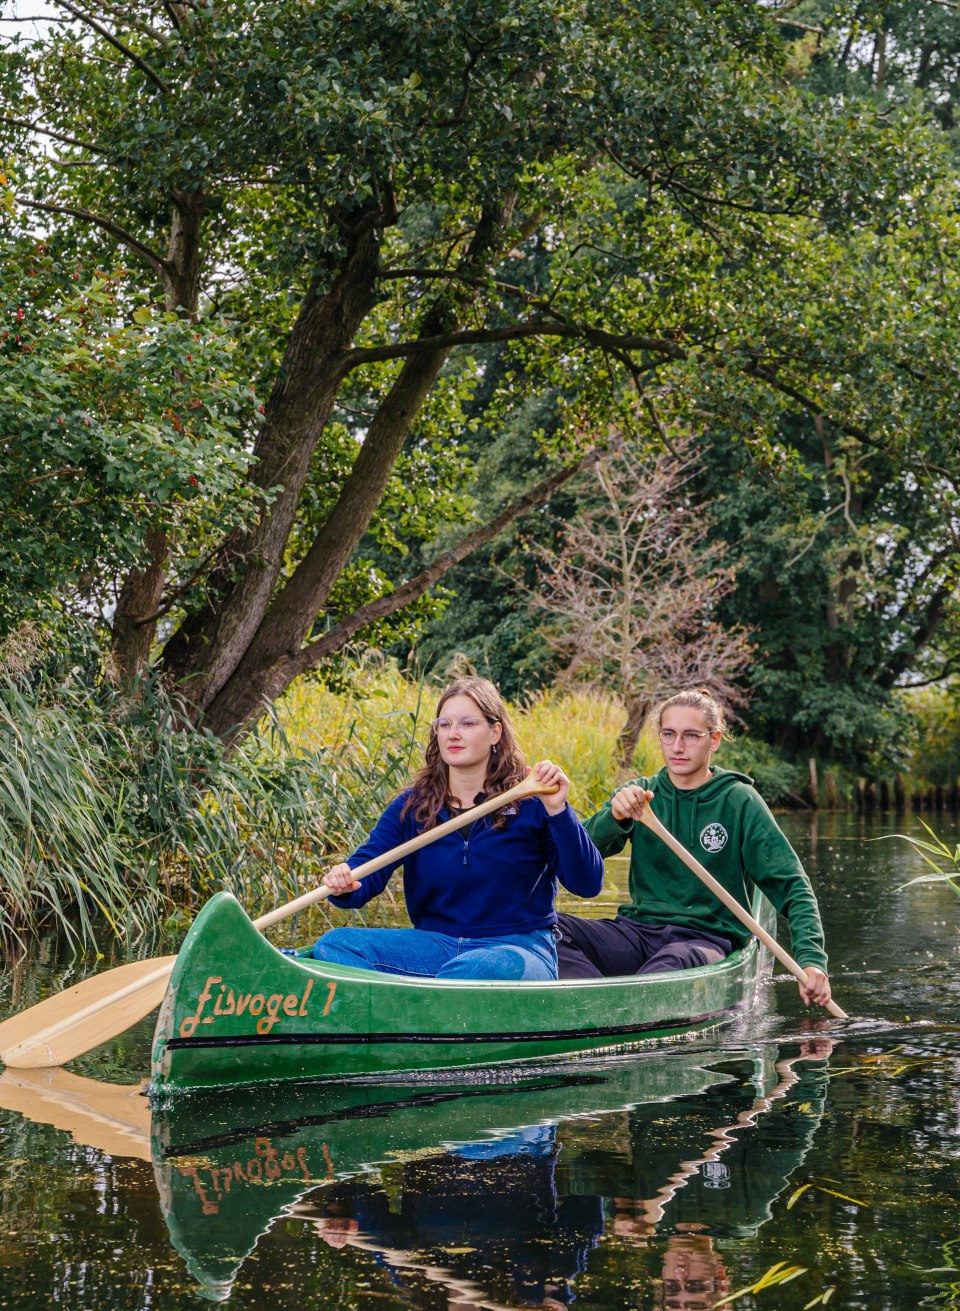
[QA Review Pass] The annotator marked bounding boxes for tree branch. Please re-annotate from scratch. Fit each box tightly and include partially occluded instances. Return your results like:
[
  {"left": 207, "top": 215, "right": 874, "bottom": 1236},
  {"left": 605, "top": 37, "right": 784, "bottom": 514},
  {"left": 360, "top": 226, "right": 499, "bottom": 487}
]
[
  {"left": 291, "top": 449, "right": 605, "bottom": 677},
  {"left": 344, "top": 320, "right": 686, "bottom": 367},
  {"left": 882, "top": 577, "right": 958, "bottom": 686},
  {"left": 772, "top": 17, "right": 825, "bottom": 34},
  {"left": 14, "top": 197, "right": 166, "bottom": 272},
  {"left": 0, "top": 116, "right": 107, "bottom": 155},
  {"left": 55, "top": 1, "right": 172, "bottom": 93},
  {"left": 79, "top": 0, "right": 172, "bottom": 45},
  {"left": 377, "top": 266, "right": 566, "bottom": 319}
]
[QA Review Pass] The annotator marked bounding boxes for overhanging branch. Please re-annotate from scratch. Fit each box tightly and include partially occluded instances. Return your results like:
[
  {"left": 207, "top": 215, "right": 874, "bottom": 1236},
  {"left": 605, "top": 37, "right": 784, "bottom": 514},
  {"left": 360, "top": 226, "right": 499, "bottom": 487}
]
[
  {"left": 346, "top": 319, "right": 888, "bottom": 456},
  {"left": 15, "top": 197, "right": 166, "bottom": 272},
  {"left": 1, "top": 116, "right": 107, "bottom": 155},
  {"left": 344, "top": 320, "right": 686, "bottom": 367},
  {"left": 291, "top": 447, "right": 606, "bottom": 677}
]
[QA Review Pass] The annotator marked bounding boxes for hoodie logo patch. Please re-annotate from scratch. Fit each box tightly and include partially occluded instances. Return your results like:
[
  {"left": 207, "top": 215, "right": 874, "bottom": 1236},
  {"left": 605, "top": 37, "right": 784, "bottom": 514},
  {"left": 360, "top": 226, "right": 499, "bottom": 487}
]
[{"left": 700, "top": 823, "right": 728, "bottom": 853}]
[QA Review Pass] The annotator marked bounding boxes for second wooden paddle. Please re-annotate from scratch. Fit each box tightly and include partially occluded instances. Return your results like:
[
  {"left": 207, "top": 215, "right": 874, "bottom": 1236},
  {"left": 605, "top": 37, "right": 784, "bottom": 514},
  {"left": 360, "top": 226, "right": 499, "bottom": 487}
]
[{"left": 638, "top": 804, "right": 847, "bottom": 1019}]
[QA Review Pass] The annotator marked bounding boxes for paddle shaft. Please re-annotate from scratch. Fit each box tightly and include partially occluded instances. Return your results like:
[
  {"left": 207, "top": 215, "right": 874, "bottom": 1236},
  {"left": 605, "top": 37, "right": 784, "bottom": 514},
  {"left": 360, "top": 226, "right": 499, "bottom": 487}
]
[
  {"left": 0, "top": 773, "right": 559, "bottom": 1067},
  {"left": 638, "top": 806, "right": 847, "bottom": 1020}
]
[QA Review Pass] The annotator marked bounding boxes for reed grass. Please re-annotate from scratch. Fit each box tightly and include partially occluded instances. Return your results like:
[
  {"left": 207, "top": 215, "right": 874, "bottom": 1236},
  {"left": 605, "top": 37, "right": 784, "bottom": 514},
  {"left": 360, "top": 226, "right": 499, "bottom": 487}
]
[
  {"left": 0, "top": 678, "right": 160, "bottom": 953},
  {"left": 0, "top": 666, "right": 418, "bottom": 953},
  {"left": 887, "top": 819, "right": 960, "bottom": 899},
  {"left": 277, "top": 669, "right": 661, "bottom": 817}
]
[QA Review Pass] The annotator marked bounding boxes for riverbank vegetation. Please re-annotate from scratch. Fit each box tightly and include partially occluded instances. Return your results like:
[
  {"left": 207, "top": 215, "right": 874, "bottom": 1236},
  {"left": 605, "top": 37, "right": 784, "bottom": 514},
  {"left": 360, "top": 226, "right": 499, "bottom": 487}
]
[{"left": 1, "top": 651, "right": 957, "bottom": 951}]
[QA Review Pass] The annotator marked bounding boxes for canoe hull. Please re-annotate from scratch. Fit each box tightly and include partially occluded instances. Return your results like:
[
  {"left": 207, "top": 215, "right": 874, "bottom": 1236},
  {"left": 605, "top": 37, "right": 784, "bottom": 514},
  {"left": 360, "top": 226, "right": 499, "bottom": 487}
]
[{"left": 150, "top": 891, "right": 775, "bottom": 1093}]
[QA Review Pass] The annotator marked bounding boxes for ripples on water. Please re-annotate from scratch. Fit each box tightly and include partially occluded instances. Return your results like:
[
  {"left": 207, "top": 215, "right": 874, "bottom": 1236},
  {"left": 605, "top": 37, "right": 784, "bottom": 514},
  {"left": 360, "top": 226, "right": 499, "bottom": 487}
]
[{"left": 1, "top": 812, "right": 959, "bottom": 1310}]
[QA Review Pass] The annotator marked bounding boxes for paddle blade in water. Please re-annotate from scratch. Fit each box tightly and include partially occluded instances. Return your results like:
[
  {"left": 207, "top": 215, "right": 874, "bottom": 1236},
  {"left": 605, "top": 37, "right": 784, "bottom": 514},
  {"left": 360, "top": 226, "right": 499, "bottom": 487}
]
[{"left": 0, "top": 956, "right": 176, "bottom": 1069}]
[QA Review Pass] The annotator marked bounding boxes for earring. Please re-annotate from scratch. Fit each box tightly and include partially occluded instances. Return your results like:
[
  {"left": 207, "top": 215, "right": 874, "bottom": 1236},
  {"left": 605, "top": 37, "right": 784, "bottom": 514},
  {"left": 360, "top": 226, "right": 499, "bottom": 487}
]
[{"left": 492, "top": 742, "right": 499, "bottom": 755}]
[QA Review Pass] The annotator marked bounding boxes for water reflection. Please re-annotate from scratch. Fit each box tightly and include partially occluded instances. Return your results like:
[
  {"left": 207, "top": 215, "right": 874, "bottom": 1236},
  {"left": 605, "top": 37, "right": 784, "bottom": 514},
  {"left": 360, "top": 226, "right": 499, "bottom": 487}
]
[
  {"left": 300, "top": 1126, "right": 604, "bottom": 1310},
  {"left": 3, "top": 812, "right": 960, "bottom": 1309},
  {"left": 0, "top": 1042, "right": 832, "bottom": 1307}
]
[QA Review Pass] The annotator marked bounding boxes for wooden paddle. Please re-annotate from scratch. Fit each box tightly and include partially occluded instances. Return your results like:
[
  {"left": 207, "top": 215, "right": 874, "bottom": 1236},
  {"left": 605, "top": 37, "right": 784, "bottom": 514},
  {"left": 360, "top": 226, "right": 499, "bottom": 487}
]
[
  {"left": 0, "top": 773, "right": 559, "bottom": 1069},
  {"left": 638, "top": 804, "right": 848, "bottom": 1020}
]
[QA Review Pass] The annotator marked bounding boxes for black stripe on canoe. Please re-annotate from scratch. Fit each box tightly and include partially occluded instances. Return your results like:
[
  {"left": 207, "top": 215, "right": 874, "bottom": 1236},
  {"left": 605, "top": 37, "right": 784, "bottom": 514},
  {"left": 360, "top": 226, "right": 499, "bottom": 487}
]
[{"left": 163, "top": 1007, "right": 737, "bottom": 1052}]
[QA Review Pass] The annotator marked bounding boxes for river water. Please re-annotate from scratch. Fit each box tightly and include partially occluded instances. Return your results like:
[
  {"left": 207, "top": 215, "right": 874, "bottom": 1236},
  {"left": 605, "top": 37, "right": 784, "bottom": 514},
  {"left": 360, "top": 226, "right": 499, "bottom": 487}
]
[{"left": 1, "top": 812, "right": 959, "bottom": 1311}]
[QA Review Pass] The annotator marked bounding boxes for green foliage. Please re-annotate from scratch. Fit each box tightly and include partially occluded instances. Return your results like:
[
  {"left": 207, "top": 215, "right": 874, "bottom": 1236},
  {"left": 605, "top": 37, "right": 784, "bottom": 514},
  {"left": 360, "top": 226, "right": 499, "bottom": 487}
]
[
  {"left": 721, "top": 737, "right": 811, "bottom": 808},
  {"left": 700, "top": 401, "right": 943, "bottom": 771},
  {"left": 0, "top": 237, "right": 260, "bottom": 634},
  {"left": 899, "top": 683, "right": 960, "bottom": 790}
]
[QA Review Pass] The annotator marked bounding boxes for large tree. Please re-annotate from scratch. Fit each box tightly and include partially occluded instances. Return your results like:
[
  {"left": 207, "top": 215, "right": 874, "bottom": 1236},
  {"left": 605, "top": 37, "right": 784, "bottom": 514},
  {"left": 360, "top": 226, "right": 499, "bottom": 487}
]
[
  {"left": 410, "top": 3, "right": 960, "bottom": 766},
  {"left": 0, "top": 0, "right": 950, "bottom": 742}
]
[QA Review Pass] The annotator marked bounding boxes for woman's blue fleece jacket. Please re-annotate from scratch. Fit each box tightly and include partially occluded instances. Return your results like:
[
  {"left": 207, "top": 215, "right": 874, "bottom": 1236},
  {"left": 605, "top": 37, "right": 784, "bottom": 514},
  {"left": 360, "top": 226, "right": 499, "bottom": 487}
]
[{"left": 329, "top": 792, "right": 604, "bottom": 937}]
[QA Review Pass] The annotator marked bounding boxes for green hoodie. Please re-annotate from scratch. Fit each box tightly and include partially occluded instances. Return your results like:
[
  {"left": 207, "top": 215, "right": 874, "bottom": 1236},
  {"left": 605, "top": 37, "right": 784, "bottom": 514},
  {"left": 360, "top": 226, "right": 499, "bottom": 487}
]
[{"left": 583, "top": 766, "right": 827, "bottom": 971}]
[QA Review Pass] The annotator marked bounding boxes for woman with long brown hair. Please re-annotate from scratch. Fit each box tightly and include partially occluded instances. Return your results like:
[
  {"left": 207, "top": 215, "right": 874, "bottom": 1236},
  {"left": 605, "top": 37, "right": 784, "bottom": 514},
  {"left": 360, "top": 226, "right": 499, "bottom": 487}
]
[{"left": 310, "top": 676, "right": 604, "bottom": 980}]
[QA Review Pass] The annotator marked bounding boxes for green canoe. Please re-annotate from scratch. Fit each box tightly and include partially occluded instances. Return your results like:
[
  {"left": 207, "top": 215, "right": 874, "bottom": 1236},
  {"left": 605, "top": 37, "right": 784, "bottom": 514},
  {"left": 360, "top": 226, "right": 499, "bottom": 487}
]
[
  {"left": 150, "top": 889, "right": 775, "bottom": 1093},
  {"left": 152, "top": 886, "right": 781, "bottom": 1090}
]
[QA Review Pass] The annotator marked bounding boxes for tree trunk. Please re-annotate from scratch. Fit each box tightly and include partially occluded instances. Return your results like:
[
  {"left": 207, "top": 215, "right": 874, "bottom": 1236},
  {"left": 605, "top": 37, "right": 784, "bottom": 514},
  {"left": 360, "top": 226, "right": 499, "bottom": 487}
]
[
  {"left": 111, "top": 527, "right": 170, "bottom": 685},
  {"left": 111, "top": 191, "right": 205, "bottom": 681},
  {"left": 195, "top": 200, "right": 519, "bottom": 739},
  {"left": 617, "top": 695, "right": 652, "bottom": 773},
  {"left": 161, "top": 211, "right": 384, "bottom": 706}
]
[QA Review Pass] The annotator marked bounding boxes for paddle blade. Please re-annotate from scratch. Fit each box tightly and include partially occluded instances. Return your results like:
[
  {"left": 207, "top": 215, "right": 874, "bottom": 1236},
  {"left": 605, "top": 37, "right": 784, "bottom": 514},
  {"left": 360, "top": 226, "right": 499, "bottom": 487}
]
[
  {"left": 0, "top": 1067, "right": 151, "bottom": 1160},
  {"left": 0, "top": 956, "right": 176, "bottom": 1069}
]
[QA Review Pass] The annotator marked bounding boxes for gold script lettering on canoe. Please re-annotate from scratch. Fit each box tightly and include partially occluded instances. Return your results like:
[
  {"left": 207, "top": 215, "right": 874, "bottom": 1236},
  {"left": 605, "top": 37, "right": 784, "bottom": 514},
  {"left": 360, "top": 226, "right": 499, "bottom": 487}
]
[
  {"left": 178, "top": 975, "right": 335, "bottom": 1037},
  {"left": 175, "top": 1138, "right": 313, "bottom": 1214}
]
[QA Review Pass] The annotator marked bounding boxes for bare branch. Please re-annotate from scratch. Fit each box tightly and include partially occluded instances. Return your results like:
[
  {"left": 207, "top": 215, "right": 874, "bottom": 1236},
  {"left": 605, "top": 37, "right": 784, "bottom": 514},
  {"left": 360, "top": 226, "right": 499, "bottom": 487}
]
[
  {"left": 14, "top": 196, "right": 166, "bottom": 272},
  {"left": 22, "top": 467, "right": 86, "bottom": 488},
  {"left": 529, "top": 439, "right": 753, "bottom": 765},
  {"left": 772, "top": 17, "right": 825, "bottom": 34},
  {"left": 132, "top": 546, "right": 224, "bottom": 626}
]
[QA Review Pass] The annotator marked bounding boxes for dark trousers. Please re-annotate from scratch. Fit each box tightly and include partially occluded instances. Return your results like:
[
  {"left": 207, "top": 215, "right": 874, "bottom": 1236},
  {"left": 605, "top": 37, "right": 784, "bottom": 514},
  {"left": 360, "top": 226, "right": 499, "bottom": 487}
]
[{"left": 555, "top": 913, "right": 732, "bottom": 980}]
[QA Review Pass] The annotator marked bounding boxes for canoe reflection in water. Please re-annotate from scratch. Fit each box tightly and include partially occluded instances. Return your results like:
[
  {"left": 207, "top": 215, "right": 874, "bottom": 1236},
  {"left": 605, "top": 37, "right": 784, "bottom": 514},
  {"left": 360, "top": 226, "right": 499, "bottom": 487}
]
[
  {"left": 281, "top": 1040, "right": 831, "bottom": 1311},
  {"left": 0, "top": 1040, "right": 833, "bottom": 1308},
  {"left": 298, "top": 1126, "right": 605, "bottom": 1309}
]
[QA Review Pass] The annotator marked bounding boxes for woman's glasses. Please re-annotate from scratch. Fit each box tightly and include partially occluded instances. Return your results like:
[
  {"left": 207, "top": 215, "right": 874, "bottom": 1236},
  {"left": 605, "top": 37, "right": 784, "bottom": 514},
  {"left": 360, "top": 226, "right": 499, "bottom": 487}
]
[
  {"left": 658, "top": 729, "right": 709, "bottom": 745},
  {"left": 431, "top": 716, "right": 489, "bottom": 734}
]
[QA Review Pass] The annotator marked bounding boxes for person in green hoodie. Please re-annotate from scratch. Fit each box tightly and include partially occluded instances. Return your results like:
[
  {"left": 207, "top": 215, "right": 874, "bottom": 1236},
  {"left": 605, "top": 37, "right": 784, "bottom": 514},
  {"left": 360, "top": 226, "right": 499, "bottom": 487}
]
[{"left": 555, "top": 688, "right": 833, "bottom": 1010}]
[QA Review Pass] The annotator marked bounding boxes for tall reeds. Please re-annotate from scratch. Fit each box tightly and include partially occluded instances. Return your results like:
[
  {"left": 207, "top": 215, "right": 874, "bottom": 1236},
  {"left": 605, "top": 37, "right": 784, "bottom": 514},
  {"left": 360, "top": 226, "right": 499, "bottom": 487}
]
[
  {"left": 0, "top": 665, "right": 420, "bottom": 953},
  {"left": 0, "top": 678, "right": 149, "bottom": 953}
]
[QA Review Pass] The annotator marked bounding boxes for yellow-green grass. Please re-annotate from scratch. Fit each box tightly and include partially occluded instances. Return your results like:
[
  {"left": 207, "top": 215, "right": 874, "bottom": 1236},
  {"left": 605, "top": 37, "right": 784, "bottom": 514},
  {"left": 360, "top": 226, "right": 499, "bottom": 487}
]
[{"left": 276, "top": 666, "right": 660, "bottom": 818}]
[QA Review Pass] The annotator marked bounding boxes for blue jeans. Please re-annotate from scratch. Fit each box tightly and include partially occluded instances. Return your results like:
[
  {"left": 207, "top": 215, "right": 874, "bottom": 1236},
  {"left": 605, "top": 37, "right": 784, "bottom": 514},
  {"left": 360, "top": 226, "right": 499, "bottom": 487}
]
[{"left": 310, "top": 926, "right": 559, "bottom": 981}]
